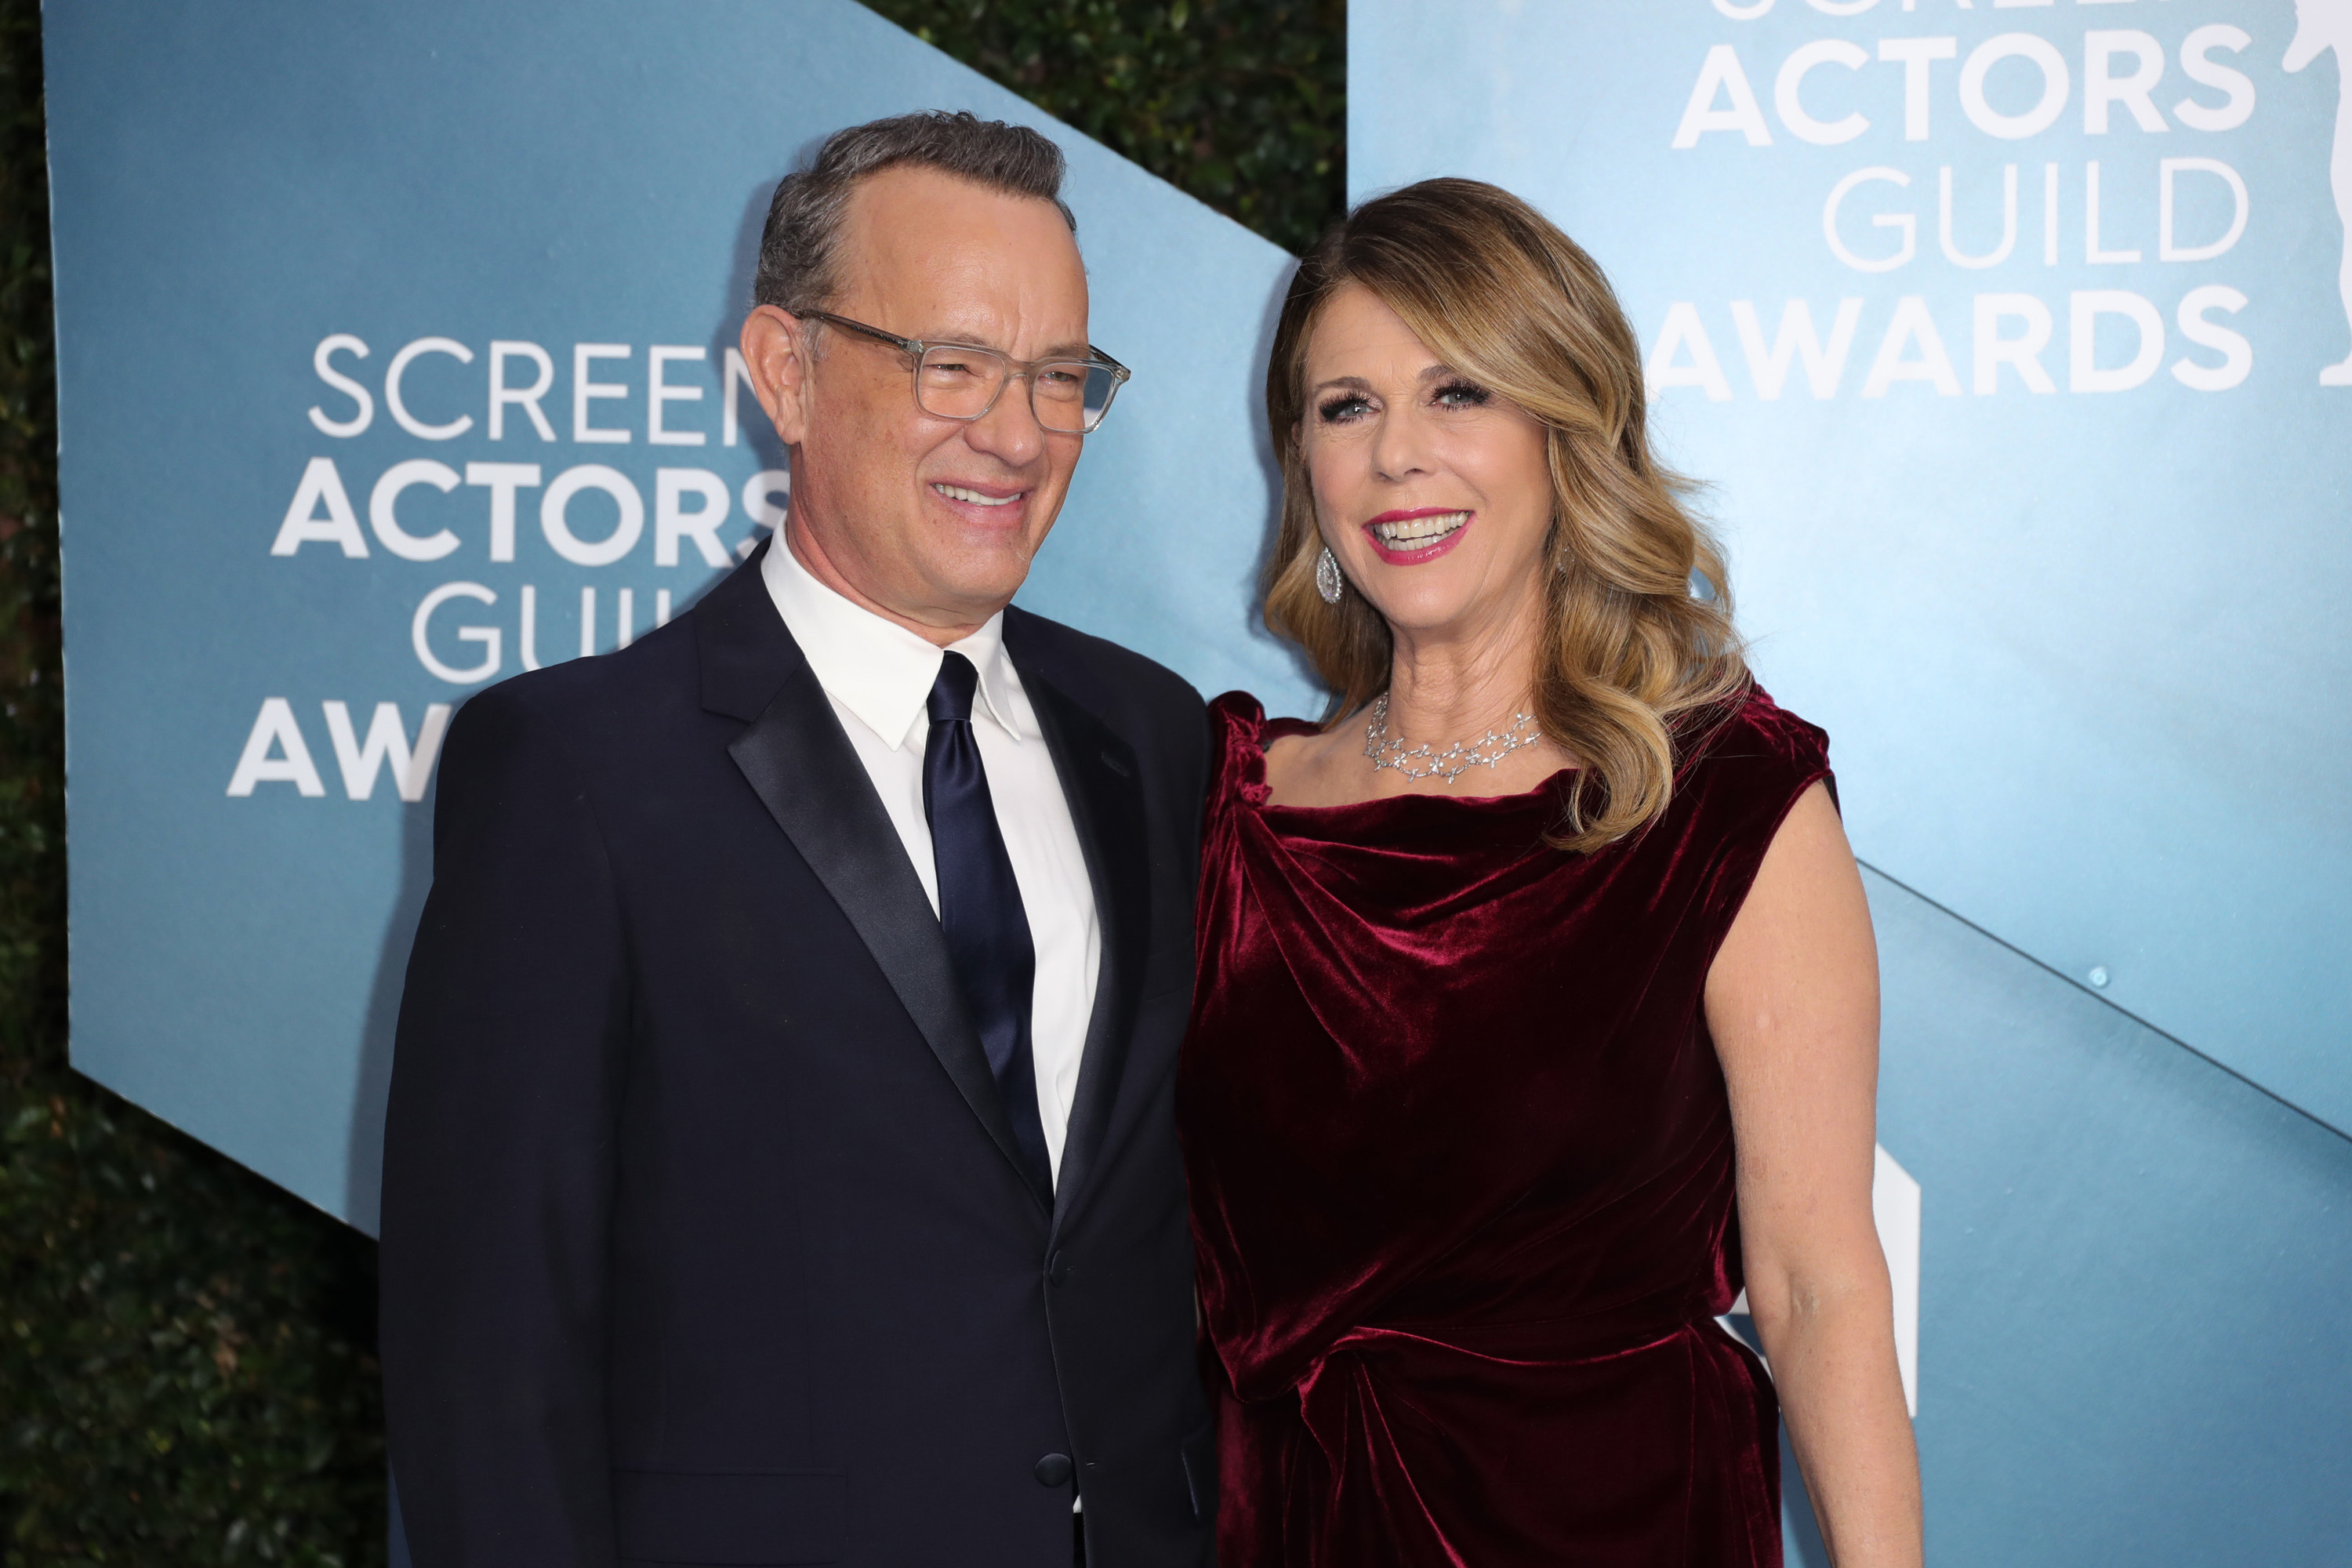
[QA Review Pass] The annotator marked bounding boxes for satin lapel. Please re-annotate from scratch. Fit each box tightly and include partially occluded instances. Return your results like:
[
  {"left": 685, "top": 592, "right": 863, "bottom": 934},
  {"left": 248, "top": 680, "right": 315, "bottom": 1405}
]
[
  {"left": 1019, "top": 663, "right": 1152, "bottom": 1224},
  {"left": 709, "top": 559, "right": 1047, "bottom": 1213}
]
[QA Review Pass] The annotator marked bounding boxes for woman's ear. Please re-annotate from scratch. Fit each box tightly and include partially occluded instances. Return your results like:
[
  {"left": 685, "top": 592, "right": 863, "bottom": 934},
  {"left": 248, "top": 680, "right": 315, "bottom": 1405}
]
[{"left": 738, "top": 306, "right": 814, "bottom": 448}]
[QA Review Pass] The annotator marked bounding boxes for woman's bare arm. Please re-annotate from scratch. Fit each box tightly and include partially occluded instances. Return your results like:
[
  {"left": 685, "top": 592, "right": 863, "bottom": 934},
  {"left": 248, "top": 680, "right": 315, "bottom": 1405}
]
[{"left": 1706, "top": 782, "right": 1922, "bottom": 1567}]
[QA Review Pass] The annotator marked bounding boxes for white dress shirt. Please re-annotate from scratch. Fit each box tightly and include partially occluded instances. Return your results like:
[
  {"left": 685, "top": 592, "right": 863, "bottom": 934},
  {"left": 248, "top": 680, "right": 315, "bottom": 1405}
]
[{"left": 762, "top": 539, "right": 1101, "bottom": 1185}]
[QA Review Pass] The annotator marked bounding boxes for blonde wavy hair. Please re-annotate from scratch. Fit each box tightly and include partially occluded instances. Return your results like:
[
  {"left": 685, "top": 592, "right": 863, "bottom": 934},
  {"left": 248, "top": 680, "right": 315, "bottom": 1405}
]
[{"left": 1263, "top": 178, "right": 1749, "bottom": 851}]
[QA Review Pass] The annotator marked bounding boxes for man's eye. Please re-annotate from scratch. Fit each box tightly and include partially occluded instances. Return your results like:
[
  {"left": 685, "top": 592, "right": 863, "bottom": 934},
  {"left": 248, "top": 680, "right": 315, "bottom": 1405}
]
[{"left": 926, "top": 359, "right": 979, "bottom": 379}]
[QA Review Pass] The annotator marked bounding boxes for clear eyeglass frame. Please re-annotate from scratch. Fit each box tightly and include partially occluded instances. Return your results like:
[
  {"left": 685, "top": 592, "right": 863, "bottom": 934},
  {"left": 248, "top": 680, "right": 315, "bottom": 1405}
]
[{"left": 802, "top": 310, "right": 1131, "bottom": 434}]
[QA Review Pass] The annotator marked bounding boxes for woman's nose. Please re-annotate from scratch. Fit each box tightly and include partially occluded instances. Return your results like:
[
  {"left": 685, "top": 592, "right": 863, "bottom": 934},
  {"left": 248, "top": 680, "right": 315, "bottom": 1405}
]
[{"left": 1370, "top": 408, "right": 1434, "bottom": 482}]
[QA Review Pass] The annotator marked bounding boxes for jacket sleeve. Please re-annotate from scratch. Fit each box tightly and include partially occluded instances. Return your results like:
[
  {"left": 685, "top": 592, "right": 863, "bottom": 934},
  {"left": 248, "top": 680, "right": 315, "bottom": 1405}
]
[{"left": 379, "top": 682, "right": 628, "bottom": 1568}]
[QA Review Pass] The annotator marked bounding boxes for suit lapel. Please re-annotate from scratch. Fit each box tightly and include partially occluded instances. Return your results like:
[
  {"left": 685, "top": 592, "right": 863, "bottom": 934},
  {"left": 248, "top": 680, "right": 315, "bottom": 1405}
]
[
  {"left": 1014, "top": 641, "right": 1152, "bottom": 1225},
  {"left": 700, "top": 549, "right": 1049, "bottom": 1214}
]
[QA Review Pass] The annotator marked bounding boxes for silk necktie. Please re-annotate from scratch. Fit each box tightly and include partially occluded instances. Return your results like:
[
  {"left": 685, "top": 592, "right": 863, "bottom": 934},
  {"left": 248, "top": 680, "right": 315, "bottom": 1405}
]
[{"left": 923, "top": 651, "right": 1053, "bottom": 1199}]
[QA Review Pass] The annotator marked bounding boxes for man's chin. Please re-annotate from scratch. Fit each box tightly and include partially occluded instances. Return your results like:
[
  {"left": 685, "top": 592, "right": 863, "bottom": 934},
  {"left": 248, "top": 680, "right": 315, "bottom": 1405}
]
[{"left": 924, "top": 569, "right": 1034, "bottom": 624}]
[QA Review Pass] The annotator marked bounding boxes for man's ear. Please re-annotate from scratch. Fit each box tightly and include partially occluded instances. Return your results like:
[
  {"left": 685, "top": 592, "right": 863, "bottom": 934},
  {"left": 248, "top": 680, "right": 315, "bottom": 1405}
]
[{"left": 739, "top": 306, "right": 814, "bottom": 448}]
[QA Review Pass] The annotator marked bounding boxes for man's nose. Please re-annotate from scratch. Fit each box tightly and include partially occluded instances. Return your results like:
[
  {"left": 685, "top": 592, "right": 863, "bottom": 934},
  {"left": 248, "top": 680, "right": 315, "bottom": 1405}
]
[{"left": 963, "top": 372, "right": 1049, "bottom": 468}]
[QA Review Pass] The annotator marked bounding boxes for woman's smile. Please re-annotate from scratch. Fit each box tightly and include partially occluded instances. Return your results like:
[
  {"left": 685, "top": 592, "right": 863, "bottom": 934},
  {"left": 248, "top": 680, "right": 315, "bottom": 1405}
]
[{"left": 1363, "top": 507, "right": 1473, "bottom": 564}]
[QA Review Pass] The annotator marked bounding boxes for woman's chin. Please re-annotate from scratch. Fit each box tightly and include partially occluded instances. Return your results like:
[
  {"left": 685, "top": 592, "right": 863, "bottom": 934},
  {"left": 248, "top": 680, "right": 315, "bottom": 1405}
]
[{"left": 1359, "top": 566, "right": 1523, "bottom": 641}]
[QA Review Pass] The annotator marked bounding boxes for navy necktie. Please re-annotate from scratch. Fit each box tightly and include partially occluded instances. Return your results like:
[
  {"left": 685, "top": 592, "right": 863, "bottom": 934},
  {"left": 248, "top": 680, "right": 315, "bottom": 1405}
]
[{"left": 923, "top": 652, "right": 1052, "bottom": 1198}]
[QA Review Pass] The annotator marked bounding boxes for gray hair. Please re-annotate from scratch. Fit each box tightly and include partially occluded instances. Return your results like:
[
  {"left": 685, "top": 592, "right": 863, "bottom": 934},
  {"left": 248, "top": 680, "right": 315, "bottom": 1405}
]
[{"left": 753, "top": 111, "right": 1074, "bottom": 314}]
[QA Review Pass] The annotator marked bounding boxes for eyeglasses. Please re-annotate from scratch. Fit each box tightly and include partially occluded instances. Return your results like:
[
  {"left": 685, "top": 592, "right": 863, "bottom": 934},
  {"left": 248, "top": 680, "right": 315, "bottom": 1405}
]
[{"left": 803, "top": 311, "right": 1131, "bottom": 434}]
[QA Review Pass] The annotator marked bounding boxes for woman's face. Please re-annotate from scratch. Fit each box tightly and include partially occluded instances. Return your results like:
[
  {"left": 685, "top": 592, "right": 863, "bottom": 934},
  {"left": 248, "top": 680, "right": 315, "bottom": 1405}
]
[{"left": 1298, "top": 283, "right": 1554, "bottom": 648}]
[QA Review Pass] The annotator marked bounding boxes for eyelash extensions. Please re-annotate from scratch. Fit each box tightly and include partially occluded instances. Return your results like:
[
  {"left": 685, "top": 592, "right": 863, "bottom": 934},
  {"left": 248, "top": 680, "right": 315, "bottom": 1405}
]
[{"left": 1316, "top": 379, "right": 1492, "bottom": 425}]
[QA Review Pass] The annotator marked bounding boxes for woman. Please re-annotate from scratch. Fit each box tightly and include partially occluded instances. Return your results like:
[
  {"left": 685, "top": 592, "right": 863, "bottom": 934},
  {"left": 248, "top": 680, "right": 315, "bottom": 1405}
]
[{"left": 1176, "top": 180, "right": 1923, "bottom": 1566}]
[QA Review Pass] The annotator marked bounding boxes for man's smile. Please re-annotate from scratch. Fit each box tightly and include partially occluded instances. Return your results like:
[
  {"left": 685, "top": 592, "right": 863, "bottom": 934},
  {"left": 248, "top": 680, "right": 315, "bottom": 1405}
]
[{"left": 932, "top": 481, "right": 1025, "bottom": 508}]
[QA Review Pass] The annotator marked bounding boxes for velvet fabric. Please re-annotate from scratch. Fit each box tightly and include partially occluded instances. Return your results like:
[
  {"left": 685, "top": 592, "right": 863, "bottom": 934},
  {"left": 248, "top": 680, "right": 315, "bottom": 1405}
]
[{"left": 1177, "top": 688, "right": 1833, "bottom": 1566}]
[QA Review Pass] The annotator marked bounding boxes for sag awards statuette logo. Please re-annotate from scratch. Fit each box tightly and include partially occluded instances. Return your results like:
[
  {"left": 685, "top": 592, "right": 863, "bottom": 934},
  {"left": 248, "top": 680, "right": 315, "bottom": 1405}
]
[
  {"left": 2287, "top": 0, "right": 2352, "bottom": 385},
  {"left": 1650, "top": 5, "right": 2352, "bottom": 398}
]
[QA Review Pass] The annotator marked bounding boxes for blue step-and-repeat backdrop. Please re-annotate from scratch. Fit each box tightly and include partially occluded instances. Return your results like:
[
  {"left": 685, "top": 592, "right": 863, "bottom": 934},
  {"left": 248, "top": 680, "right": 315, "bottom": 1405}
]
[
  {"left": 42, "top": 0, "right": 2352, "bottom": 1560},
  {"left": 42, "top": 0, "right": 1312, "bottom": 1232},
  {"left": 1352, "top": 1, "right": 2351, "bottom": 1558}
]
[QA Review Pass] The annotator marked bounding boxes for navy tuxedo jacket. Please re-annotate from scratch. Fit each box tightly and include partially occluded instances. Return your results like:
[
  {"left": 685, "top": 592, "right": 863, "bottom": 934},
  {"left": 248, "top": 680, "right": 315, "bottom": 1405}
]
[{"left": 380, "top": 547, "right": 1216, "bottom": 1568}]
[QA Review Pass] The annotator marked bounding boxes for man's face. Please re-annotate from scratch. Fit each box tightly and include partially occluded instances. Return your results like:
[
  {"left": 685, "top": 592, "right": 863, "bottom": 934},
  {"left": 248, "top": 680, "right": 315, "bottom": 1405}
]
[{"left": 742, "top": 165, "right": 1092, "bottom": 639}]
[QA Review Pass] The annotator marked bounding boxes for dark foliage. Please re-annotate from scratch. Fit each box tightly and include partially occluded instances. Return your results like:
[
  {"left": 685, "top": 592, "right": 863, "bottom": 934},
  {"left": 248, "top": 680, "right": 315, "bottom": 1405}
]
[
  {"left": 0, "top": 4, "right": 390, "bottom": 1560},
  {"left": 869, "top": 0, "right": 1346, "bottom": 254},
  {"left": 0, "top": 2, "right": 1340, "bottom": 1561}
]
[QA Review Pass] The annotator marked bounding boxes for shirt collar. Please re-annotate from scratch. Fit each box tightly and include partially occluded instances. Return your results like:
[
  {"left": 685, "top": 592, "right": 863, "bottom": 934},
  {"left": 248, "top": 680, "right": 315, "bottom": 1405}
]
[{"left": 760, "top": 533, "right": 1033, "bottom": 751}]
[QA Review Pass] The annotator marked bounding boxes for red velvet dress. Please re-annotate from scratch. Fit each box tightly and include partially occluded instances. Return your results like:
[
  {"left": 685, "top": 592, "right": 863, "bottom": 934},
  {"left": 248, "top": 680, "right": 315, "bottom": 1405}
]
[{"left": 1177, "top": 688, "right": 1832, "bottom": 1566}]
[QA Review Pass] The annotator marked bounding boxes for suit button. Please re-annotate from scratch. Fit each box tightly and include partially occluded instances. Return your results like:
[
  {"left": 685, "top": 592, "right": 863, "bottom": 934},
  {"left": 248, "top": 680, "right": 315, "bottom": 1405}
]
[
  {"left": 1047, "top": 1250, "right": 1071, "bottom": 1287},
  {"left": 1035, "top": 1452, "right": 1074, "bottom": 1487}
]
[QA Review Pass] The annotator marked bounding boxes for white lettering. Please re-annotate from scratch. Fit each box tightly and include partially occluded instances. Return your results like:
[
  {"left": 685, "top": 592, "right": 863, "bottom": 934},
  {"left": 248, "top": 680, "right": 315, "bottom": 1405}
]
[
  {"left": 1824, "top": 167, "right": 1915, "bottom": 272},
  {"left": 463, "top": 463, "right": 542, "bottom": 563},
  {"left": 2069, "top": 289, "right": 2165, "bottom": 392},
  {"left": 2085, "top": 30, "right": 2168, "bottom": 135},
  {"left": 1863, "top": 296, "right": 1963, "bottom": 396},
  {"left": 648, "top": 346, "right": 709, "bottom": 446},
  {"left": 1730, "top": 299, "right": 1864, "bottom": 398},
  {"left": 1973, "top": 293, "right": 2056, "bottom": 393},
  {"left": 655, "top": 467, "right": 733, "bottom": 567},
  {"left": 385, "top": 337, "right": 476, "bottom": 441},
  {"left": 1940, "top": 163, "right": 2018, "bottom": 268},
  {"left": 226, "top": 697, "right": 325, "bottom": 797},
  {"left": 2158, "top": 158, "right": 2248, "bottom": 262},
  {"left": 270, "top": 457, "right": 368, "bottom": 557},
  {"left": 321, "top": 701, "right": 452, "bottom": 801},
  {"left": 1958, "top": 33, "right": 2070, "bottom": 140},
  {"left": 542, "top": 464, "right": 644, "bottom": 566},
  {"left": 412, "top": 582, "right": 502, "bottom": 684},
  {"left": 370, "top": 459, "right": 463, "bottom": 562},
  {"left": 2173, "top": 25, "right": 2255, "bottom": 132},
  {"left": 2085, "top": 161, "right": 2140, "bottom": 263},
  {"left": 1777, "top": 39, "right": 1871, "bottom": 145},
  {"left": 489, "top": 341, "right": 557, "bottom": 441},
  {"left": 1878, "top": 38, "right": 1958, "bottom": 142},
  {"left": 723, "top": 347, "right": 760, "bottom": 448},
  {"left": 2171, "top": 285, "right": 2252, "bottom": 390},
  {"left": 1646, "top": 303, "right": 1734, "bottom": 400},
  {"left": 573, "top": 343, "right": 632, "bottom": 444},
  {"left": 1672, "top": 45, "right": 1773, "bottom": 148},
  {"left": 307, "top": 335, "right": 373, "bottom": 437},
  {"left": 741, "top": 470, "right": 790, "bottom": 559}
]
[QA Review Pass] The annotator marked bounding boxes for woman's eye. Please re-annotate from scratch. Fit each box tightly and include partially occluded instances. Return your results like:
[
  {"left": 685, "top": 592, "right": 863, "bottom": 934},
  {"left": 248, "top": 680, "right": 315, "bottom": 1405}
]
[
  {"left": 1317, "top": 396, "right": 1370, "bottom": 423},
  {"left": 1433, "top": 380, "right": 1491, "bottom": 409}
]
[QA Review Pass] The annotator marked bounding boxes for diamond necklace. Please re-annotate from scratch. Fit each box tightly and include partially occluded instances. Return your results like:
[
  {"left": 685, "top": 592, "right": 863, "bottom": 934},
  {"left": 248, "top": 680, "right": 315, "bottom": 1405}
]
[{"left": 1362, "top": 692, "right": 1544, "bottom": 782}]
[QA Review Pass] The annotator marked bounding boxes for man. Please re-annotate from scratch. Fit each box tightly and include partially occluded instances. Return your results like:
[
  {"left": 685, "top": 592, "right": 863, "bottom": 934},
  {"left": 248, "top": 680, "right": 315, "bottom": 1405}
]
[{"left": 380, "top": 112, "right": 1214, "bottom": 1568}]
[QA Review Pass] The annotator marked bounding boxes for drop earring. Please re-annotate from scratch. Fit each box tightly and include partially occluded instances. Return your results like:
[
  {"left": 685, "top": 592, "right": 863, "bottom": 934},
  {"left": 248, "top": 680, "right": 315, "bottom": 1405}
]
[{"left": 1316, "top": 546, "right": 1345, "bottom": 604}]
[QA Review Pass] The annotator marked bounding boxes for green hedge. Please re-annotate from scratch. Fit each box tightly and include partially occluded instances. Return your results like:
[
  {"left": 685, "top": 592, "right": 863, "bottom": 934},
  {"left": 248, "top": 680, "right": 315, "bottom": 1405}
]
[{"left": 0, "top": 3, "right": 1340, "bottom": 1562}]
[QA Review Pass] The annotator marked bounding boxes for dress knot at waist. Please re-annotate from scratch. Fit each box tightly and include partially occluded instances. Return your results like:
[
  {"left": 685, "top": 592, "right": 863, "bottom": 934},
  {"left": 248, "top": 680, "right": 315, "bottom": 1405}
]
[
  {"left": 1290, "top": 1309, "right": 1716, "bottom": 1411},
  {"left": 1239, "top": 1315, "right": 1773, "bottom": 1566},
  {"left": 1231, "top": 1302, "right": 1718, "bottom": 1407}
]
